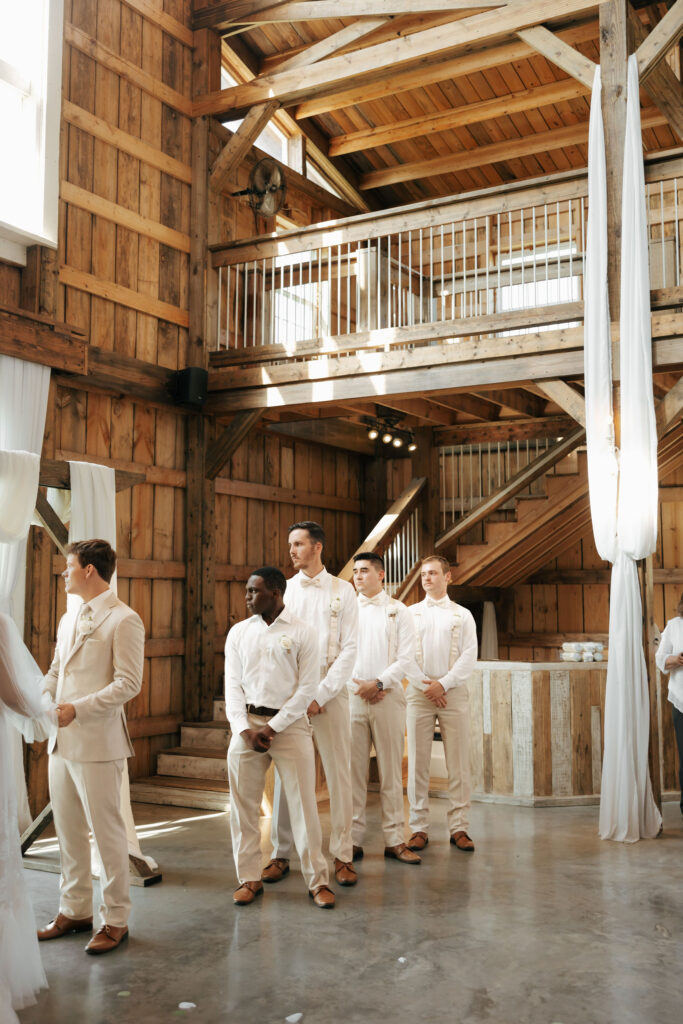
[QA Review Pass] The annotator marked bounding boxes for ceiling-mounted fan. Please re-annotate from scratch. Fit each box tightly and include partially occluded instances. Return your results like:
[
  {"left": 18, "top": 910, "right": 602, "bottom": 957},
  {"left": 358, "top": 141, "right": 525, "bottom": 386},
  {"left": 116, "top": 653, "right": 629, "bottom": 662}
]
[{"left": 231, "top": 157, "right": 287, "bottom": 218}]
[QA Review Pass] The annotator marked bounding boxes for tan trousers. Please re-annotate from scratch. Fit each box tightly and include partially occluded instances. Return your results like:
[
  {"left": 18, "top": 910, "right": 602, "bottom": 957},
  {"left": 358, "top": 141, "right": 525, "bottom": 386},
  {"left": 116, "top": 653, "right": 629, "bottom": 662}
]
[
  {"left": 228, "top": 714, "right": 328, "bottom": 891},
  {"left": 271, "top": 689, "right": 353, "bottom": 863},
  {"left": 350, "top": 685, "right": 407, "bottom": 848},
  {"left": 406, "top": 683, "right": 471, "bottom": 835},
  {"left": 49, "top": 752, "right": 130, "bottom": 928}
]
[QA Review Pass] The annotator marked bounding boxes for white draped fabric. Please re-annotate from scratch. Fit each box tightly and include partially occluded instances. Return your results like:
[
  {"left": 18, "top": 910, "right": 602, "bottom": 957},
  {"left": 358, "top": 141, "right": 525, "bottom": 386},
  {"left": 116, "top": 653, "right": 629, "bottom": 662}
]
[
  {"left": 67, "top": 461, "right": 157, "bottom": 872},
  {"left": 585, "top": 59, "right": 662, "bottom": 842},
  {"left": 0, "top": 355, "right": 51, "bottom": 833}
]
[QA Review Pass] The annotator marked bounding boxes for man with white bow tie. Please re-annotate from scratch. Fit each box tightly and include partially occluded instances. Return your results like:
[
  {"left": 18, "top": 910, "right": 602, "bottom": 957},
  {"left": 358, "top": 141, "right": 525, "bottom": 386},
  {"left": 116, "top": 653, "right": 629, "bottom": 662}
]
[
  {"left": 37, "top": 540, "right": 144, "bottom": 955},
  {"left": 350, "top": 552, "right": 420, "bottom": 865},
  {"left": 265, "top": 521, "right": 358, "bottom": 888},
  {"left": 406, "top": 556, "right": 478, "bottom": 854}
]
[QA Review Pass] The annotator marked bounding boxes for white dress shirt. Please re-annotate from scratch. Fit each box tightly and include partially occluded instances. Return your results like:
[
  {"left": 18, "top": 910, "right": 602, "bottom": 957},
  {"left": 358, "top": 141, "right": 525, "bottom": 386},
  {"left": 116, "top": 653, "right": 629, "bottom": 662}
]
[
  {"left": 655, "top": 616, "right": 683, "bottom": 714},
  {"left": 410, "top": 596, "right": 478, "bottom": 691},
  {"left": 351, "top": 590, "right": 415, "bottom": 690},
  {"left": 285, "top": 567, "right": 358, "bottom": 706},
  {"left": 225, "top": 607, "right": 319, "bottom": 737}
]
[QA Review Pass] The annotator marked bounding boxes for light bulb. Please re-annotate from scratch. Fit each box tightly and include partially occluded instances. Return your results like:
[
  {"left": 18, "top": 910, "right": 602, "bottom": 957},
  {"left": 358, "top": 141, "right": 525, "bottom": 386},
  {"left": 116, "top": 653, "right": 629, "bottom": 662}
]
[
  {"left": 382, "top": 431, "right": 393, "bottom": 444},
  {"left": 392, "top": 436, "right": 403, "bottom": 448},
  {"left": 368, "top": 427, "right": 379, "bottom": 440},
  {"left": 408, "top": 441, "right": 417, "bottom": 452}
]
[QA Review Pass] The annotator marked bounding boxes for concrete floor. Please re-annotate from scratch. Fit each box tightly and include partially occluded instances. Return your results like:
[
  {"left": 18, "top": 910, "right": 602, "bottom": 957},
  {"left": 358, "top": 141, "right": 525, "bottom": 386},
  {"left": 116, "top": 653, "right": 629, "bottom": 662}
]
[{"left": 18, "top": 796, "right": 683, "bottom": 1024}]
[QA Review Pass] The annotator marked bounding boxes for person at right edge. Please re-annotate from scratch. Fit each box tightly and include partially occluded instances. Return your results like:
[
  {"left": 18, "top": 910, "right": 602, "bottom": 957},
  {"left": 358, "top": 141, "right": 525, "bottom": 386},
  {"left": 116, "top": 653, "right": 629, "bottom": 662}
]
[
  {"left": 406, "top": 555, "right": 478, "bottom": 854},
  {"left": 655, "top": 592, "right": 683, "bottom": 820}
]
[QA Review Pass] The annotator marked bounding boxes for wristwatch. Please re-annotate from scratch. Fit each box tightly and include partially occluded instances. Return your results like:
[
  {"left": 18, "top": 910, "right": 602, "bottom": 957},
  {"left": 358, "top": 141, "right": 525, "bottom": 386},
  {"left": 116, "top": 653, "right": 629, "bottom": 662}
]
[{"left": 375, "top": 679, "right": 384, "bottom": 691}]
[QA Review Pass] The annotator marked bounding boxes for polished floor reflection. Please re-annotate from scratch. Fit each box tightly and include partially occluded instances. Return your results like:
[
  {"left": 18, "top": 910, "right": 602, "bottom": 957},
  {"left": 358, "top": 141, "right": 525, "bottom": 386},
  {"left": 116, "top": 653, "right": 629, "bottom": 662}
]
[{"left": 20, "top": 796, "right": 683, "bottom": 1024}]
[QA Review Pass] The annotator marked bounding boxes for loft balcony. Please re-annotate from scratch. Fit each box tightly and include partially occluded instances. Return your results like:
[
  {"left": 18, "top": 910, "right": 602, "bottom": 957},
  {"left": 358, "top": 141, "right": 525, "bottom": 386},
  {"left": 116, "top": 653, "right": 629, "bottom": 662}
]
[{"left": 206, "top": 152, "right": 683, "bottom": 425}]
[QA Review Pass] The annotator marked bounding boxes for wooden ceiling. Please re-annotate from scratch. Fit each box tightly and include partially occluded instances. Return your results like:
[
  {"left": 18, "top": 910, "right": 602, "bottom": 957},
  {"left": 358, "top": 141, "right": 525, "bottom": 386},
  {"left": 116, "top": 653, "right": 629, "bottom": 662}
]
[{"left": 193, "top": 0, "right": 681, "bottom": 209}]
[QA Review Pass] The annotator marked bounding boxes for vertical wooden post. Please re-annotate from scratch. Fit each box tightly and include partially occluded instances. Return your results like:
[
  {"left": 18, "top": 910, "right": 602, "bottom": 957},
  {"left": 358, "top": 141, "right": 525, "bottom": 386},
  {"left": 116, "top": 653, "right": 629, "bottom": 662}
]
[
  {"left": 411, "top": 427, "right": 440, "bottom": 555},
  {"left": 642, "top": 554, "right": 663, "bottom": 811},
  {"left": 599, "top": 0, "right": 629, "bottom": 320},
  {"left": 185, "top": 28, "right": 221, "bottom": 722},
  {"left": 362, "top": 456, "right": 388, "bottom": 537}
]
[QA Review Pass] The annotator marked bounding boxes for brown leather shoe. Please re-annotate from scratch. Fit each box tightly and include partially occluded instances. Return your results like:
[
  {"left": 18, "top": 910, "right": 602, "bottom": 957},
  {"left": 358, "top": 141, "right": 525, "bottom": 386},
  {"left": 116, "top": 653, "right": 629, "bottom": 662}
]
[
  {"left": 334, "top": 858, "right": 358, "bottom": 886},
  {"left": 407, "top": 831, "right": 429, "bottom": 851},
  {"left": 261, "top": 858, "right": 289, "bottom": 883},
  {"left": 309, "top": 885, "right": 336, "bottom": 909},
  {"left": 384, "top": 843, "right": 421, "bottom": 864},
  {"left": 85, "top": 924, "right": 128, "bottom": 955},
  {"left": 352, "top": 845, "right": 364, "bottom": 861},
  {"left": 37, "top": 912, "right": 93, "bottom": 941},
  {"left": 451, "top": 830, "right": 475, "bottom": 852},
  {"left": 233, "top": 881, "right": 264, "bottom": 906}
]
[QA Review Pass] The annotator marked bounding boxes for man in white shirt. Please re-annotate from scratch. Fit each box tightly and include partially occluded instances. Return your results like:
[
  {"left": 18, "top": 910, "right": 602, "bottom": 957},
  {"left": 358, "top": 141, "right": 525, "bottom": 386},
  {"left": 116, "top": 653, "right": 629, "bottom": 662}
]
[
  {"left": 655, "top": 592, "right": 683, "bottom": 818},
  {"left": 350, "top": 553, "right": 420, "bottom": 865},
  {"left": 225, "top": 567, "right": 334, "bottom": 909},
  {"left": 266, "top": 522, "right": 358, "bottom": 888},
  {"left": 406, "top": 555, "right": 478, "bottom": 853}
]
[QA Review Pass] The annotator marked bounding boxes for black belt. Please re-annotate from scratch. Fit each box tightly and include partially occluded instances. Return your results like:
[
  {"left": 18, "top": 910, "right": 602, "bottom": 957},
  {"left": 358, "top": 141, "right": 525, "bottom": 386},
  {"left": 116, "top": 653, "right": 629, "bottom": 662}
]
[{"left": 247, "top": 704, "right": 280, "bottom": 717}]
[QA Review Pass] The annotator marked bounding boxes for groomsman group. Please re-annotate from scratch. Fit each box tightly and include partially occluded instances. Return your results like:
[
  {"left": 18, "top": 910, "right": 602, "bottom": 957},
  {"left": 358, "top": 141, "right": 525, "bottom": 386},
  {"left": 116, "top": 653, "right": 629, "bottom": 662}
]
[
  {"left": 34, "top": 523, "right": 479, "bottom": 955},
  {"left": 225, "top": 522, "right": 478, "bottom": 910}
]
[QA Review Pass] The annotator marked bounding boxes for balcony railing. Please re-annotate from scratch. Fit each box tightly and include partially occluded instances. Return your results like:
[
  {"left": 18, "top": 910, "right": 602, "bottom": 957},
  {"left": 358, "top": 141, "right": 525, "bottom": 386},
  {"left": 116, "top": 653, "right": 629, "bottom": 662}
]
[{"left": 211, "top": 153, "right": 682, "bottom": 360}]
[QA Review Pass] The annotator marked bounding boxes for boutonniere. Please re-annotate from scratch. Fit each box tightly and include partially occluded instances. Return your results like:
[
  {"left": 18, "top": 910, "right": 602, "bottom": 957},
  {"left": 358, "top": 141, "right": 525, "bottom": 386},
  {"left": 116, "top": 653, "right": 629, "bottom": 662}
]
[
  {"left": 330, "top": 596, "right": 342, "bottom": 613},
  {"left": 77, "top": 613, "right": 95, "bottom": 637},
  {"left": 387, "top": 607, "right": 398, "bottom": 618},
  {"left": 279, "top": 634, "right": 293, "bottom": 653}
]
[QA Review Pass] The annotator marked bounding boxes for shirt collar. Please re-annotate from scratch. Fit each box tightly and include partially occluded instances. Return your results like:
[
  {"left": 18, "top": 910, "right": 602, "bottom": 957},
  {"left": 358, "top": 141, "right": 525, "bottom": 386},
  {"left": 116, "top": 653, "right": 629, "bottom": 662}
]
[
  {"left": 83, "top": 589, "right": 112, "bottom": 616},
  {"left": 298, "top": 567, "right": 328, "bottom": 583},
  {"left": 251, "top": 605, "right": 295, "bottom": 628}
]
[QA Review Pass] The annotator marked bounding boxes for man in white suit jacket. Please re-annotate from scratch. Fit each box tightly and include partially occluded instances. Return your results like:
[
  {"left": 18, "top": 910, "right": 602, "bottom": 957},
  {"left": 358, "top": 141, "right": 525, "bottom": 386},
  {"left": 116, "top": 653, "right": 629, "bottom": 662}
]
[{"left": 37, "top": 539, "right": 144, "bottom": 955}]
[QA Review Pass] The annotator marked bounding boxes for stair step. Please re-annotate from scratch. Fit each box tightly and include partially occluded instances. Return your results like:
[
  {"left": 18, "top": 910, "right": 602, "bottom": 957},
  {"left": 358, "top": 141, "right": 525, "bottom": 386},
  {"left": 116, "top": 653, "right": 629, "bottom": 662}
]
[
  {"left": 130, "top": 775, "right": 230, "bottom": 811},
  {"left": 157, "top": 746, "right": 228, "bottom": 782},
  {"left": 484, "top": 521, "right": 516, "bottom": 544},
  {"left": 180, "top": 721, "right": 231, "bottom": 750},
  {"left": 213, "top": 699, "right": 227, "bottom": 721}
]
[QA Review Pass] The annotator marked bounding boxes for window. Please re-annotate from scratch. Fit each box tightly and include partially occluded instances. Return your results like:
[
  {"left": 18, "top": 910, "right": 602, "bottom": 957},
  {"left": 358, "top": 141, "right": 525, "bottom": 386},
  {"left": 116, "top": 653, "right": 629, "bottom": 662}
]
[
  {"left": 220, "top": 68, "right": 288, "bottom": 164},
  {"left": 497, "top": 242, "right": 582, "bottom": 332},
  {"left": 271, "top": 253, "right": 330, "bottom": 347},
  {"left": 0, "top": 0, "right": 64, "bottom": 265}
]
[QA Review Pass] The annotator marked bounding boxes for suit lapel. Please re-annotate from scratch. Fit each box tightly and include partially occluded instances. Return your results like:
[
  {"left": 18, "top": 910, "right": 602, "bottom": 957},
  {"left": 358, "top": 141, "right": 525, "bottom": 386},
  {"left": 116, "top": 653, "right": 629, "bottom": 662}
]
[{"left": 62, "top": 591, "right": 117, "bottom": 669}]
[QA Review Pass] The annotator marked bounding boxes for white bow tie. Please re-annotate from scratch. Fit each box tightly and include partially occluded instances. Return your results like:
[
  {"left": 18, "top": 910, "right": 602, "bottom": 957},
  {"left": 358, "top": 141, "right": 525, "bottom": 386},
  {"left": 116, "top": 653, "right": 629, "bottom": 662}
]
[
  {"left": 426, "top": 596, "right": 451, "bottom": 609},
  {"left": 358, "top": 594, "right": 384, "bottom": 607},
  {"left": 300, "top": 576, "right": 322, "bottom": 588}
]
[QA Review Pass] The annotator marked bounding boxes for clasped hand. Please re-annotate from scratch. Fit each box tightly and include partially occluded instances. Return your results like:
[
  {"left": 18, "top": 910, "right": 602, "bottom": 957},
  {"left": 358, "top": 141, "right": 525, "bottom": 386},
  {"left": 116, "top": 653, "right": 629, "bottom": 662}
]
[
  {"left": 422, "top": 680, "right": 447, "bottom": 707},
  {"left": 241, "top": 725, "right": 275, "bottom": 752},
  {"left": 56, "top": 703, "right": 76, "bottom": 727},
  {"left": 353, "top": 678, "right": 386, "bottom": 704}
]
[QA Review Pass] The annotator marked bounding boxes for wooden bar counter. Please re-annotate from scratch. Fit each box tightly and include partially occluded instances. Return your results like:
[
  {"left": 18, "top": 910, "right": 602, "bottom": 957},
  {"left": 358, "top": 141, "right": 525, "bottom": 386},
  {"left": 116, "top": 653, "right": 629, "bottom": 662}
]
[{"left": 430, "top": 661, "right": 608, "bottom": 806}]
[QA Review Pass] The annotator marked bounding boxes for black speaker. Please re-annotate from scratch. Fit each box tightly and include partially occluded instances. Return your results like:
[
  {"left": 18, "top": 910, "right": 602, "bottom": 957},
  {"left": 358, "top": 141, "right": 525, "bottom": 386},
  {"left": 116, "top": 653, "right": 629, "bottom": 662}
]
[{"left": 170, "top": 367, "right": 208, "bottom": 408}]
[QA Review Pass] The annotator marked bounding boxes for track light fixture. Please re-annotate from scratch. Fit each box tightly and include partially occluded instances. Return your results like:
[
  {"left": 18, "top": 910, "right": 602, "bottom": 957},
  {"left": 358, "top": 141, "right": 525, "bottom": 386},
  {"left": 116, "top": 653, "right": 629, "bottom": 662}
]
[{"left": 361, "top": 413, "right": 417, "bottom": 454}]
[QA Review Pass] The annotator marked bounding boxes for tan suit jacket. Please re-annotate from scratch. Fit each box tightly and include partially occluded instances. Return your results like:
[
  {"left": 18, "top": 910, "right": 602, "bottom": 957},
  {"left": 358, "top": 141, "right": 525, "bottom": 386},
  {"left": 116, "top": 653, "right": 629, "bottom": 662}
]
[{"left": 43, "top": 590, "right": 144, "bottom": 762}]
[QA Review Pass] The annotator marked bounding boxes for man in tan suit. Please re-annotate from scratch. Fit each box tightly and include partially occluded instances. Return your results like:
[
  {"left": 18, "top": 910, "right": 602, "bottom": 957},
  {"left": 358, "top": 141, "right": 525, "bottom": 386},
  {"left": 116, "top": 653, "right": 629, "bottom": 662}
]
[{"left": 37, "top": 539, "right": 144, "bottom": 955}]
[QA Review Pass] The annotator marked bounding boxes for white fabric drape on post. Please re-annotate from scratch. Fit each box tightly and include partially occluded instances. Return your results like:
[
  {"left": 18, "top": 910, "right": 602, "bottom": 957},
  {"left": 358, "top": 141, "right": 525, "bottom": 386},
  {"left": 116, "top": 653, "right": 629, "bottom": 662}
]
[
  {"left": 585, "top": 59, "right": 662, "bottom": 842},
  {"left": 67, "top": 461, "right": 157, "bottom": 871},
  {"left": 0, "top": 355, "right": 52, "bottom": 832}
]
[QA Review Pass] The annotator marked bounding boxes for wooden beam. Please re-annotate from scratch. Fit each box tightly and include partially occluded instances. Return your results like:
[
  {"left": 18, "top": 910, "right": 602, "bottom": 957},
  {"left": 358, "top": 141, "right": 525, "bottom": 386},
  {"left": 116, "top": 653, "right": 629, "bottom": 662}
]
[
  {"left": 193, "top": 1, "right": 600, "bottom": 118},
  {"left": 0, "top": 306, "right": 86, "bottom": 374},
  {"left": 61, "top": 181, "right": 190, "bottom": 254},
  {"left": 436, "top": 427, "right": 585, "bottom": 550},
  {"left": 358, "top": 108, "right": 667, "bottom": 189},
  {"left": 429, "top": 392, "right": 501, "bottom": 422},
  {"left": 656, "top": 373, "right": 683, "bottom": 438},
  {"left": 629, "top": 7, "right": 683, "bottom": 143},
  {"left": 536, "top": 379, "right": 586, "bottom": 425},
  {"left": 272, "top": 17, "right": 389, "bottom": 72},
  {"left": 601, "top": 0, "right": 629, "bottom": 320},
  {"left": 213, "top": 476, "right": 363, "bottom": 513},
  {"left": 435, "top": 415, "right": 576, "bottom": 446},
  {"left": 475, "top": 388, "right": 546, "bottom": 418},
  {"left": 210, "top": 101, "right": 279, "bottom": 194},
  {"left": 517, "top": 24, "right": 597, "bottom": 88},
  {"left": 205, "top": 409, "right": 264, "bottom": 479},
  {"left": 59, "top": 266, "right": 190, "bottom": 329},
  {"left": 636, "top": 0, "right": 683, "bottom": 79},
  {"left": 58, "top": 346, "right": 177, "bottom": 407},
  {"left": 39, "top": 459, "right": 145, "bottom": 493},
  {"left": 328, "top": 78, "right": 591, "bottom": 157},
  {"left": 195, "top": 0, "right": 513, "bottom": 30},
  {"left": 267, "top": 418, "right": 376, "bottom": 455},
  {"left": 294, "top": 19, "right": 599, "bottom": 119},
  {"left": 34, "top": 493, "right": 69, "bottom": 555}
]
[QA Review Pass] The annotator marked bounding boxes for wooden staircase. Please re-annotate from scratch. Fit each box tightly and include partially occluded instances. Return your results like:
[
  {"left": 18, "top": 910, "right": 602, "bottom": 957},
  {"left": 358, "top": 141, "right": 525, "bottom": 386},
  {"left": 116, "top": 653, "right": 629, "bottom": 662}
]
[
  {"left": 443, "top": 421, "right": 683, "bottom": 588},
  {"left": 130, "top": 699, "right": 231, "bottom": 811}
]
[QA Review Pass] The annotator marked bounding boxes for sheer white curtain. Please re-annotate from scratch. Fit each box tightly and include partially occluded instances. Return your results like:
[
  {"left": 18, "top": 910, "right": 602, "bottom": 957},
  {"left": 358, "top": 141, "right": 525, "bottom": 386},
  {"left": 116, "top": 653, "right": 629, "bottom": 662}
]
[
  {"left": 0, "top": 355, "right": 51, "bottom": 832},
  {"left": 585, "top": 59, "right": 662, "bottom": 842},
  {"left": 67, "top": 461, "right": 157, "bottom": 871},
  {"left": 480, "top": 601, "right": 499, "bottom": 660}
]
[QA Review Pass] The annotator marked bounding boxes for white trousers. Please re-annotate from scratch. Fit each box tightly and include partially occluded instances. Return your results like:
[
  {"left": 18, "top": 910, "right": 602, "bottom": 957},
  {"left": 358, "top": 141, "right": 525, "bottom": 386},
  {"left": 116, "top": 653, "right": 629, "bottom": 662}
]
[
  {"left": 271, "top": 689, "right": 353, "bottom": 863},
  {"left": 48, "top": 753, "right": 130, "bottom": 928},
  {"left": 350, "top": 685, "right": 407, "bottom": 848},
  {"left": 406, "top": 683, "right": 471, "bottom": 835},
  {"left": 228, "top": 714, "right": 328, "bottom": 891}
]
